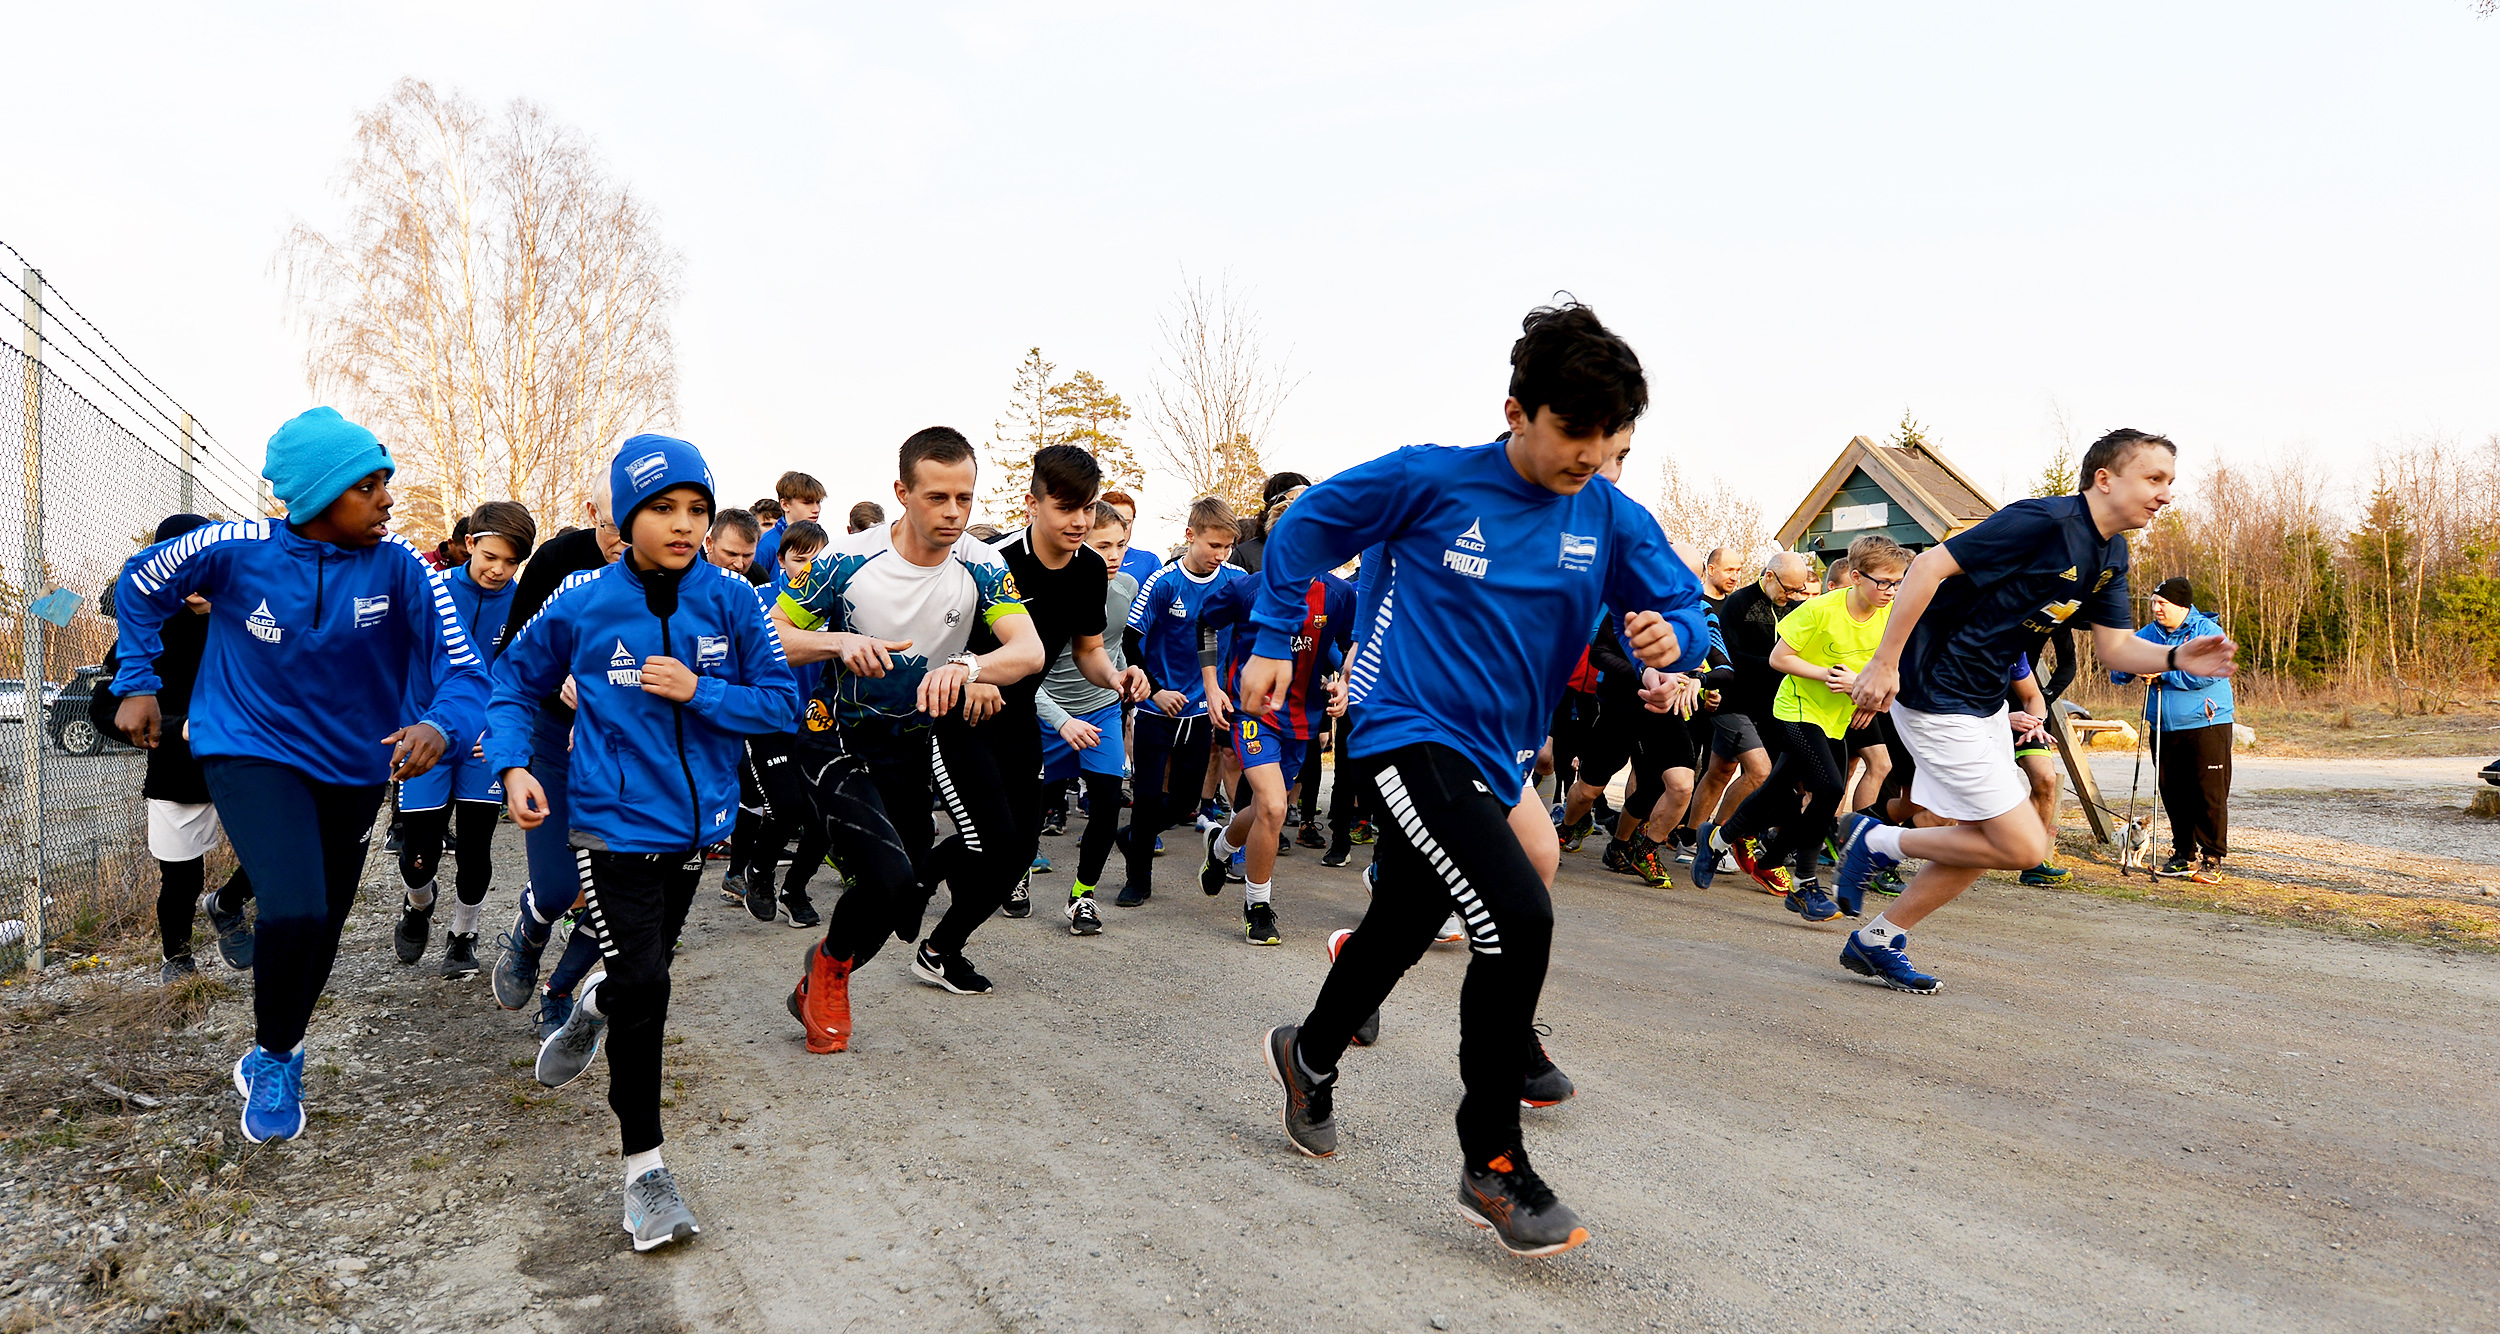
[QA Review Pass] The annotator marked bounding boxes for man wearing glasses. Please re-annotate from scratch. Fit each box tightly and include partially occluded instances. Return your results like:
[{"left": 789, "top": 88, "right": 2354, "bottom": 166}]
[{"left": 1684, "top": 551, "right": 1813, "bottom": 873}]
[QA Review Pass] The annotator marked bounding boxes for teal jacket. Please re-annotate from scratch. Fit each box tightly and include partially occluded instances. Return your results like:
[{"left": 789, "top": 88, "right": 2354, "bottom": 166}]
[{"left": 2109, "top": 608, "right": 2234, "bottom": 732}]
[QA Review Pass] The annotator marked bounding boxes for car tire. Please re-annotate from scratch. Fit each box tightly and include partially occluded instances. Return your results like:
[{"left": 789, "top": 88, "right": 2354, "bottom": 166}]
[{"left": 54, "top": 717, "right": 102, "bottom": 756}]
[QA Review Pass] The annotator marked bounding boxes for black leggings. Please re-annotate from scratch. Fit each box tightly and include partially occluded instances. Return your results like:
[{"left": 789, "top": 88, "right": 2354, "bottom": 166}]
[
  {"left": 796, "top": 729, "right": 932, "bottom": 968},
  {"left": 156, "top": 857, "right": 253, "bottom": 960},
  {"left": 924, "top": 712, "right": 1034, "bottom": 957},
  {"left": 1070, "top": 772, "right": 1125, "bottom": 888},
  {"left": 1294, "top": 732, "right": 1327, "bottom": 824},
  {"left": 201, "top": 757, "right": 386, "bottom": 1054},
  {"left": 1297, "top": 742, "right": 1555, "bottom": 1165},
  {"left": 744, "top": 734, "right": 835, "bottom": 898},
  {"left": 1326, "top": 713, "right": 1370, "bottom": 837},
  {"left": 1124, "top": 710, "right": 1215, "bottom": 893},
  {"left": 1724, "top": 717, "right": 1848, "bottom": 879},
  {"left": 396, "top": 801, "right": 501, "bottom": 906},
  {"left": 580, "top": 849, "right": 701, "bottom": 1156}
]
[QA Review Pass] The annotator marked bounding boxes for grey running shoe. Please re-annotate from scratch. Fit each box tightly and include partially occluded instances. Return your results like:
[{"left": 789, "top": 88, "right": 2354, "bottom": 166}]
[
  {"left": 201, "top": 889, "right": 253, "bottom": 969},
  {"left": 720, "top": 871, "right": 748, "bottom": 906},
  {"left": 394, "top": 896, "right": 434, "bottom": 964},
  {"left": 1260, "top": 1024, "right": 1337, "bottom": 1157},
  {"left": 1521, "top": 1026, "right": 1576, "bottom": 1108},
  {"left": 1455, "top": 1149, "right": 1590, "bottom": 1257},
  {"left": 1066, "top": 893, "right": 1103, "bottom": 936},
  {"left": 623, "top": 1166, "right": 701, "bottom": 1252},
  {"left": 491, "top": 916, "right": 541, "bottom": 1011},
  {"left": 440, "top": 931, "right": 481, "bottom": 979},
  {"left": 535, "top": 974, "right": 607, "bottom": 1088}
]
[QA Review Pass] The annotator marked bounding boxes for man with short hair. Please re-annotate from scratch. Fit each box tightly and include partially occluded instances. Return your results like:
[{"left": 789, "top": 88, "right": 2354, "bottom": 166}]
[
  {"left": 2115, "top": 577, "right": 2233, "bottom": 884},
  {"left": 705, "top": 508, "right": 761, "bottom": 576},
  {"left": 1246, "top": 301, "right": 1705, "bottom": 1257},
  {"left": 1836, "top": 429, "right": 2237, "bottom": 993},
  {"left": 771, "top": 431, "right": 1045, "bottom": 1049},
  {"left": 750, "top": 471, "right": 826, "bottom": 583}
]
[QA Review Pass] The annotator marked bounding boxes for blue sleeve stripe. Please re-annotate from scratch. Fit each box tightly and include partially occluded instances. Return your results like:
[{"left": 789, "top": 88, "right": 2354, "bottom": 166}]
[{"left": 130, "top": 518, "right": 267, "bottom": 594}]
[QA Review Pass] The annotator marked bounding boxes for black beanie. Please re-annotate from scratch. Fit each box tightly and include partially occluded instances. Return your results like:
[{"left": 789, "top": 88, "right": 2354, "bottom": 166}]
[{"left": 2153, "top": 576, "right": 2192, "bottom": 608}]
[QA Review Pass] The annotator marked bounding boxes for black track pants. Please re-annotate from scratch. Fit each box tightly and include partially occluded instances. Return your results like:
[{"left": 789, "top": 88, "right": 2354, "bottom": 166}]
[
  {"left": 580, "top": 849, "right": 702, "bottom": 1156},
  {"left": 924, "top": 712, "right": 1033, "bottom": 957},
  {"left": 2156, "top": 722, "right": 2232, "bottom": 860},
  {"left": 1296, "top": 742, "right": 1555, "bottom": 1165},
  {"left": 397, "top": 801, "right": 502, "bottom": 906},
  {"left": 794, "top": 732, "right": 931, "bottom": 970},
  {"left": 1123, "top": 709, "right": 1214, "bottom": 893}
]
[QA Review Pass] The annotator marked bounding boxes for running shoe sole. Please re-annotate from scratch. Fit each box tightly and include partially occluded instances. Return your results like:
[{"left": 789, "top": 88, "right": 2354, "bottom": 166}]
[
  {"left": 1839, "top": 940, "right": 1942, "bottom": 995},
  {"left": 1452, "top": 1195, "right": 1590, "bottom": 1257}
]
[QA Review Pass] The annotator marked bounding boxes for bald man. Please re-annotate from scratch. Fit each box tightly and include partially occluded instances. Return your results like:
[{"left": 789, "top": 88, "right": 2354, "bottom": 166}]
[{"left": 1676, "top": 553, "right": 1812, "bottom": 876}]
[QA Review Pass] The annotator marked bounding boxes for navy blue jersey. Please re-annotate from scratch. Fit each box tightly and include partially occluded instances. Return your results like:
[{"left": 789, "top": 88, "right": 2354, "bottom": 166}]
[
  {"left": 1900, "top": 494, "right": 2131, "bottom": 718},
  {"left": 1127, "top": 558, "right": 1244, "bottom": 715},
  {"left": 1252, "top": 441, "right": 1707, "bottom": 798}
]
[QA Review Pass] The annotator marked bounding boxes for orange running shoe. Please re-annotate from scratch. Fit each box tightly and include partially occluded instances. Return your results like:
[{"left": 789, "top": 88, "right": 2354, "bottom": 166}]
[
  {"left": 787, "top": 942, "right": 853, "bottom": 1054},
  {"left": 1729, "top": 835, "right": 1765, "bottom": 880},
  {"left": 1749, "top": 857, "right": 1795, "bottom": 896}
]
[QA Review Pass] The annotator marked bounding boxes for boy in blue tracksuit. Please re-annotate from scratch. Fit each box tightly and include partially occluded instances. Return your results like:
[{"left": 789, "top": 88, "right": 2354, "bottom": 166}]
[
  {"left": 1245, "top": 304, "right": 1706, "bottom": 1258},
  {"left": 393, "top": 499, "right": 536, "bottom": 978},
  {"left": 1115, "top": 497, "right": 1244, "bottom": 906},
  {"left": 487, "top": 435, "right": 799, "bottom": 1252},
  {"left": 2110, "top": 575, "right": 2235, "bottom": 881},
  {"left": 111, "top": 407, "right": 489, "bottom": 1147}
]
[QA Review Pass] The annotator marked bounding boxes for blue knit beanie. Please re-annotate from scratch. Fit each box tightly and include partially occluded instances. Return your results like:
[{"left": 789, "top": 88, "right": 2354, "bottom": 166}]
[
  {"left": 265, "top": 407, "right": 393, "bottom": 521},
  {"left": 610, "top": 434, "right": 716, "bottom": 537}
]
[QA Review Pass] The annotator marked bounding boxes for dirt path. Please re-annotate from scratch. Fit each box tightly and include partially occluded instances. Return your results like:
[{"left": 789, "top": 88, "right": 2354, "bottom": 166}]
[{"left": 10, "top": 799, "right": 2500, "bottom": 1334}]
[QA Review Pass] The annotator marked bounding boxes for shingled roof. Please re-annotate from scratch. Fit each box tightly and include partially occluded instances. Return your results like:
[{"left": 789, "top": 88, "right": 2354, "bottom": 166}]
[{"left": 1777, "top": 435, "right": 1999, "bottom": 556}]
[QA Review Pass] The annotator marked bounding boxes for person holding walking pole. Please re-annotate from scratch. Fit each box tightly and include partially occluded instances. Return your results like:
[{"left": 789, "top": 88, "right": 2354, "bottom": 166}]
[{"left": 2111, "top": 576, "right": 2234, "bottom": 885}]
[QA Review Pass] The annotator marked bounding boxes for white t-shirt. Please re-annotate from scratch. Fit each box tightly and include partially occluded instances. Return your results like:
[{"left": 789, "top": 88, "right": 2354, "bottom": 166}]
[{"left": 775, "top": 524, "right": 1027, "bottom": 729}]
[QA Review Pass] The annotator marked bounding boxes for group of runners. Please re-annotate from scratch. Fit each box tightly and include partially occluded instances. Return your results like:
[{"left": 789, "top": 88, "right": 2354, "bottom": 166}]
[{"left": 97, "top": 301, "right": 2236, "bottom": 1261}]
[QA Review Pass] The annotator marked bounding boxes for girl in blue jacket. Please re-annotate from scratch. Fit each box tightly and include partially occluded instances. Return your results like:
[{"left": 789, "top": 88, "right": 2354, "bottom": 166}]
[
  {"left": 2110, "top": 575, "right": 2234, "bottom": 881},
  {"left": 112, "top": 407, "right": 489, "bottom": 1147},
  {"left": 392, "top": 499, "right": 537, "bottom": 977},
  {"left": 484, "top": 435, "right": 799, "bottom": 1253}
]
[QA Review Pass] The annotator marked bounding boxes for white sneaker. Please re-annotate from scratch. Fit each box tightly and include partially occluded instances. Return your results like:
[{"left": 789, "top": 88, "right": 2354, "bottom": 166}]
[{"left": 1436, "top": 913, "right": 1465, "bottom": 944}]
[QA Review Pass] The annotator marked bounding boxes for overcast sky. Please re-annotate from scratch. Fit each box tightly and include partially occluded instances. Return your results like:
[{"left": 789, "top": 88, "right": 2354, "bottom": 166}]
[{"left": 10, "top": 2, "right": 2498, "bottom": 555}]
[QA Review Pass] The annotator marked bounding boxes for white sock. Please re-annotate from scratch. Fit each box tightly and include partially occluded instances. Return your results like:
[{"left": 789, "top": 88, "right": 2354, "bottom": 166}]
[
  {"left": 1245, "top": 879, "right": 1272, "bottom": 907},
  {"left": 624, "top": 1147, "right": 664, "bottom": 1184},
  {"left": 450, "top": 899, "right": 483, "bottom": 936},
  {"left": 576, "top": 974, "right": 605, "bottom": 1019},
  {"left": 1216, "top": 829, "right": 1240, "bottom": 858},
  {"left": 404, "top": 880, "right": 436, "bottom": 909},
  {"left": 1858, "top": 913, "right": 1902, "bottom": 946},
  {"left": 1865, "top": 824, "right": 1906, "bottom": 861}
]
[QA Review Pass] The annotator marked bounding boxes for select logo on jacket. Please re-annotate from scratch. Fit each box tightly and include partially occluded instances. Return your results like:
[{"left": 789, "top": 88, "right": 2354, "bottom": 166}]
[
  {"left": 246, "top": 599, "right": 283, "bottom": 644},
  {"left": 1444, "top": 518, "right": 1490, "bottom": 579},
  {"left": 607, "top": 638, "right": 640, "bottom": 687}
]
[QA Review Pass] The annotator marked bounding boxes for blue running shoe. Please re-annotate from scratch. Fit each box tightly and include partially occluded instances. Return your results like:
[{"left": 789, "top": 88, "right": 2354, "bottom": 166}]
[
  {"left": 1226, "top": 845, "right": 1247, "bottom": 884},
  {"left": 1841, "top": 929, "right": 1941, "bottom": 994},
  {"left": 536, "top": 988, "right": 576, "bottom": 1043},
  {"left": 1030, "top": 852, "right": 1053, "bottom": 873},
  {"left": 233, "top": 1045, "right": 306, "bottom": 1144},
  {"left": 1691, "top": 823, "right": 1724, "bottom": 889},
  {"left": 1785, "top": 884, "right": 1841, "bottom": 923},
  {"left": 1833, "top": 813, "right": 1898, "bottom": 915}
]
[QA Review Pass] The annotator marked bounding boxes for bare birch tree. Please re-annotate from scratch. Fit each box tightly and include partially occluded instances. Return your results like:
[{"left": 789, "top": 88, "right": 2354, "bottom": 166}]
[
  {"left": 281, "top": 78, "right": 682, "bottom": 537},
  {"left": 1653, "top": 453, "right": 1775, "bottom": 569},
  {"left": 1146, "top": 274, "right": 1296, "bottom": 516}
]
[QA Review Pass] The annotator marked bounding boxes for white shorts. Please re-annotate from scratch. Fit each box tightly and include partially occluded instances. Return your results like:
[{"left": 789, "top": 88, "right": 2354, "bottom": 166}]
[
  {"left": 1890, "top": 703, "right": 2029, "bottom": 823},
  {"left": 147, "top": 798, "right": 225, "bottom": 862}
]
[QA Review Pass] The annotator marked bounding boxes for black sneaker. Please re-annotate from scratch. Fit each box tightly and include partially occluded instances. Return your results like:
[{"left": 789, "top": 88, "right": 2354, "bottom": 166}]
[
  {"left": 1066, "top": 893, "right": 1103, "bottom": 936},
  {"left": 159, "top": 954, "right": 197, "bottom": 985},
  {"left": 440, "top": 931, "right": 480, "bottom": 979},
  {"left": 201, "top": 888, "right": 253, "bottom": 969},
  {"left": 1456, "top": 1148, "right": 1590, "bottom": 1257},
  {"left": 394, "top": 897, "right": 435, "bottom": 964},
  {"left": 1114, "top": 882, "right": 1150, "bottom": 908},
  {"left": 2155, "top": 854, "right": 2195, "bottom": 879},
  {"left": 1600, "top": 839, "right": 1635, "bottom": 876},
  {"left": 1197, "top": 826, "right": 1231, "bottom": 896},
  {"left": 1321, "top": 833, "right": 1352, "bottom": 867},
  {"left": 1003, "top": 876, "right": 1033, "bottom": 918},
  {"left": 1521, "top": 1025, "right": 1576, "bottom": 1108},
  {"left": 1244, "top": 901, "right": 1281, "bottom": 946},
  {"left": 1260, "top": 1024, "right": 1337, "bottom": 1157},
  {"left": 910, "top": 943, "right": 993, "bottom": 995},
  {"left": 383, "top": 821, "right": 405, "bottom": 854},
  {"left": 1041, "top": 808, "right": 1068, "bottom": 838},
  {"left": 746, "top": 873, "right": 780, "bottom": 923},
  {"left": 1296, "top": 820, "right": 1327, "bottom": 849},
  {"left": 782, "top": 892, "right": 821, "bottom": 929}
]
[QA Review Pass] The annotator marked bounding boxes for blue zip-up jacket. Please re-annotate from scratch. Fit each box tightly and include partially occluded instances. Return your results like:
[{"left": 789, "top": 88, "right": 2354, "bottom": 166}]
[
  {"left": 112, "top": 522, "right": 488, "bottom": 787},
  {"left": 1252, "top": 440, "right": 1708, "bottom": 797},
  {"left": 419, "top": 563, "right": 519, "bottom": 753},
  {"left": 485, "top": 558, "right": 800, "bottom": 853},
  {"left": 1126, "top": 557, "right": 1244, "bottom": 715},
  {"left": 2109, "top": 608, "right": 2235, "bottom": 732}
]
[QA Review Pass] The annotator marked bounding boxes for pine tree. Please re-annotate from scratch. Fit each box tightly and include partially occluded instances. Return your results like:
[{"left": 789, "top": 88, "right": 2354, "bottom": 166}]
[
  {"left": 1045, "top": 369, "right": 1143, "bottom": 494},
  {"left": 2033, "top": 442, "right": 2077, "bottom": 498},
  {"left": 1888, "top": 409, "right": 1930, "bottom": 451}
]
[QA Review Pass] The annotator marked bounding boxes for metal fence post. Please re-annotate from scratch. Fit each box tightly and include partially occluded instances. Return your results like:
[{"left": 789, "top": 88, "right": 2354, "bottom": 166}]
[
  {"left": 18, "top": 265, "right": 45, "bottom": 973},
  {"left": 180, "top": 411, "right": 196, "bottom": 515}
]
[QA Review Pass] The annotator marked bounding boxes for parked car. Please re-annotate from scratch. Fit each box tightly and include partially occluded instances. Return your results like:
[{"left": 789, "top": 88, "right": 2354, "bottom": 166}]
[{"left": 49, "top": 665, "right": 112, "bottom": 756}]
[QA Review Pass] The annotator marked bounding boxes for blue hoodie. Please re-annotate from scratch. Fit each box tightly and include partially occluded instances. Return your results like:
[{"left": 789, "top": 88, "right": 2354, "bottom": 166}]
[
  {"left": 111, "top": 522, "right": 489, "bottom": 787},
  {"left": 1252, "top": 441, "right": 1708, "bottom": 798},
  {"left": 486, "top": 558, "right": 800, "bottom": 854},
  {"left": 2110, "top": 607, "right": 2235, "bottom": 732}
]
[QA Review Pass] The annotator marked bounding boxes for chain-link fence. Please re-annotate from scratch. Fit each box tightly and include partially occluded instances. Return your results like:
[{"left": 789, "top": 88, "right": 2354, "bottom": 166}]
[{"left": 2, "top": 324, "right": 263, "bottom": 972}]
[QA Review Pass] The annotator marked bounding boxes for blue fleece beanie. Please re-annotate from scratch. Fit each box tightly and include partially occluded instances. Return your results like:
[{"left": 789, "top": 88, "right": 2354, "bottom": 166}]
[
  {"left": 264, "top": 407, "right": 393, "bottom": 521},
  {"left": 610, "top": 434, "right": 716, "bottom": 538}
]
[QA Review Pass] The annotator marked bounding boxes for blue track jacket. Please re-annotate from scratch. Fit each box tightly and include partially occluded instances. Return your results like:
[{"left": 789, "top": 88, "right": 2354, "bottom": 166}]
[
  {"left": 2110, "top": 608, "right": 2236, "bottom": 732},
  {"left": 1251, "top": 441, "right": 1708, "bottom": 798},
  {"left": 485, "top": 558, "right": 800, "bottom": 853},
  {"left": 112, "top": 522, "right": 488, "bottom": 787},
  {"left": 420, "top": 563, "right": 519, "bottom": 753}
]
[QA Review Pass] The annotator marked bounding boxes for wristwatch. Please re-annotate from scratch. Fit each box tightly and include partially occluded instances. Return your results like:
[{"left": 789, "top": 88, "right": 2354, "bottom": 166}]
[
  {"left": 2165, "top": 645, "right": 2179, "bottom": 674},
  {"left": 949, "top": 651, "right": 982, "bottom": 683}
]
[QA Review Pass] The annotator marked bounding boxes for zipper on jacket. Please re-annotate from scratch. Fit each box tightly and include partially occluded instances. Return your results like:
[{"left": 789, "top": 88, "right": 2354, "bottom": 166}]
[
  {"left": 312, "top": 552, "right": 324, "bottom": 630},
  {"left": 659, "top": 612, "right": 702, "bottom": 843}
]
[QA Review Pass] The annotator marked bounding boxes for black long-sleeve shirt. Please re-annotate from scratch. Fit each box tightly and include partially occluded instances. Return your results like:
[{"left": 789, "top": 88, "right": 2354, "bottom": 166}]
[{"left": 502, "top": 526, "right": 612, "bottom": 725}]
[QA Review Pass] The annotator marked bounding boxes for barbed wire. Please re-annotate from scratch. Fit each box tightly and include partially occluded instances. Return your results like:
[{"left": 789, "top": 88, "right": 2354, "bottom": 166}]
[{"left": 1, "top": 345, "right": 261, "bottom": 518}]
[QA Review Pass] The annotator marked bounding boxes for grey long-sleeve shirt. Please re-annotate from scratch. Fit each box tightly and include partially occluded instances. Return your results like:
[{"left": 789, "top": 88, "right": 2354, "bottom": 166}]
[{"left": 1037, "top": 570, "right": 1138, "bottom": 733}]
